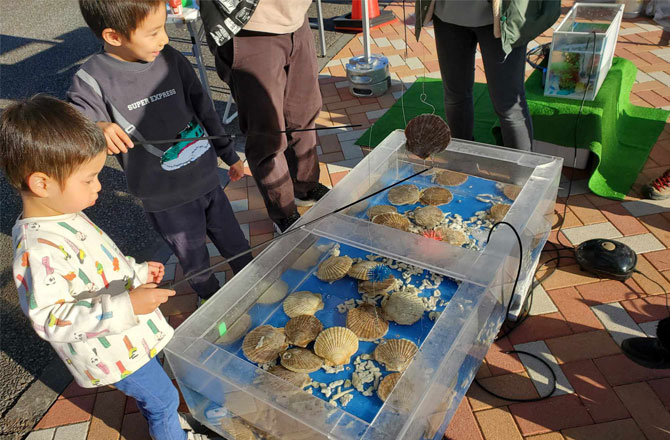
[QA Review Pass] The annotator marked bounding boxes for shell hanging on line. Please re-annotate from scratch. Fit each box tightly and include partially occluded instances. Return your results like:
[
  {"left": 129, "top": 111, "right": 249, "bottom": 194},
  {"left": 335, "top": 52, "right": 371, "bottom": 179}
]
[{"left": 404, "top": 114, "right": 452, "bottom": 159}]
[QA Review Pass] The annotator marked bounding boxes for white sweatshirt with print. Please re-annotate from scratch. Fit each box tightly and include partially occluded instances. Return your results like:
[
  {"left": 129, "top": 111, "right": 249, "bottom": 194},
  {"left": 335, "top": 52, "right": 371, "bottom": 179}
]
[{"left": 12, "top": 212, "right": 174, "bottom": 387}]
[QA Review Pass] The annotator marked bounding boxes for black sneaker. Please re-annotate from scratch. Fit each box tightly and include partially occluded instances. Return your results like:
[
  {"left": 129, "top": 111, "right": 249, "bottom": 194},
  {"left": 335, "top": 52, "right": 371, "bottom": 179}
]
[
  {"left": 273, "top": 211, "right": 301, "bottom": 234},
  {"left": 642, "top": 168, "right": 670, "bottom": 200},
  {"left": 621, "top": 336, "right": 670, "bottom": 369},
  {"left": 295, "top": 183, "right": 330, "bottom": 207}
]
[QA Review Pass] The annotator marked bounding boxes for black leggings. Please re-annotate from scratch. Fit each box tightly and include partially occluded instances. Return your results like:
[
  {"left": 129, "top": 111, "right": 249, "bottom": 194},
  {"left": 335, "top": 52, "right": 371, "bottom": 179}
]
[{"left": 433, "top": 17, "right": 533, "bottom": 151}]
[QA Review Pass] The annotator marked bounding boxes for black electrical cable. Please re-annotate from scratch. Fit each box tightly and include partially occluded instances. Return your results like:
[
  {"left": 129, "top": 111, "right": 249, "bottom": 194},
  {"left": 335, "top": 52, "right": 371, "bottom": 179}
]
[
  {"left": 159, "top": 165, "right": 433, "bottom": 289},
  {"left": 473, "top": 221, "right": 558, "bottom": 401},
  {"left": 633, "top": 269, "right": 670, "bottom": 315}
]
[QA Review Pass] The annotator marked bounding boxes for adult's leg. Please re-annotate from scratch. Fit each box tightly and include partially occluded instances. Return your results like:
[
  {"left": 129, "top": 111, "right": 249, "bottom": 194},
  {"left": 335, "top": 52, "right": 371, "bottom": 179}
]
[
  {"left": 432, "top": 17, "right": 478, "bottom": 141},
  {"left": 115, "top": 357, "right": 185, "bottom": 440},
  {"left": 205, "top": 186, "right": 253, "bottom": 274},
  {"left": 213, "top": 32, "right": 298, "bottom": 224},
  {"left": 283, "top": 20, "right": 322, "bottom": 197},
  {"left": 476, "top": 27, "right": 533, "bottom": 151},
  {"left": 146, "top": 196, "right": 219, "bottom": 299}
]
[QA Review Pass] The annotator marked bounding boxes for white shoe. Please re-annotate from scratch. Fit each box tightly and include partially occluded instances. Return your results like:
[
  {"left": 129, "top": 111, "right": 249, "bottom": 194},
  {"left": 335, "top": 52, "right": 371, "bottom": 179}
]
[{"left": 186, "top": 432, "right": 222, "bottom": 440}]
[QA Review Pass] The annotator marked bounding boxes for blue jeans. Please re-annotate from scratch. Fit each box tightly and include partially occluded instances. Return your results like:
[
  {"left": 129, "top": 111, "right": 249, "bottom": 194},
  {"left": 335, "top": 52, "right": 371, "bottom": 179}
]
[{"left": 115, "top": 357, "right": 186, "bottom": 440}]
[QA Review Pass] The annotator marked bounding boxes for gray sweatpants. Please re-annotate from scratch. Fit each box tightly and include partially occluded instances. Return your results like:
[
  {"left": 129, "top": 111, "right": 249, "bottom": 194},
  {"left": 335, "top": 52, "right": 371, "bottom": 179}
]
[{"left": 433, "top": 17, "right": 533, "bottom": 151}]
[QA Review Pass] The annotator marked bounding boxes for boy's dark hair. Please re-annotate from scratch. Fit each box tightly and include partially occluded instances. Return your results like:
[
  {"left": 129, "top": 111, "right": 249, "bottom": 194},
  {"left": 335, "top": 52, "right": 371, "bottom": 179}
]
[
  {"left": 79, "top": 0, "right": 164, "bottom": 39},
  {"left": 0, "top": 95, "right": 106, "bottom": 191}
]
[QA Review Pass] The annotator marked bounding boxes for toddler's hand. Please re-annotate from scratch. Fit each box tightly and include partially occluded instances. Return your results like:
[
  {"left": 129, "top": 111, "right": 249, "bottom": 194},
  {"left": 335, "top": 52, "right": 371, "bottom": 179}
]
[
  {"left": 147, "top": 261, "right": 165, "bottom": 283},
  {"left": 228, "top": 160, "right": 245, "bottom": 182},
  {"left": 97, "top": 122, "right": 134, "bottom": 155},
  {"left": 129, "top": 283, "right": 175, "bottom": 315}
]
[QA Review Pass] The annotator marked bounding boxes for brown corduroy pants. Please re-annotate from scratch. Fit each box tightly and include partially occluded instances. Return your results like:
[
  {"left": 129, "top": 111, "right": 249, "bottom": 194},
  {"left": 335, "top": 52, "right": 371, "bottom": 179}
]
[{"left": 213, "top": 19, "right": 322, "bottom": 223}]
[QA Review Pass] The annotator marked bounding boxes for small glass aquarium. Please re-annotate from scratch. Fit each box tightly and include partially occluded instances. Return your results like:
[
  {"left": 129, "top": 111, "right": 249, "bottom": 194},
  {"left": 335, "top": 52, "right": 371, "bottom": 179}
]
[
  {"left": 544, "top": 3, "right": 624, "bottom": 101},
  {"left": 164, "top": 131, "right": 562, "bottom": 439}
]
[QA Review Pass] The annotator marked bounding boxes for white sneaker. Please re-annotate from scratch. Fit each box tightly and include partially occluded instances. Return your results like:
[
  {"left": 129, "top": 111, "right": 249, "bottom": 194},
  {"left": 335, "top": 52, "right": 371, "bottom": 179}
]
[{"left": 186, "top": 432, "right": 222, "bottom": 440}]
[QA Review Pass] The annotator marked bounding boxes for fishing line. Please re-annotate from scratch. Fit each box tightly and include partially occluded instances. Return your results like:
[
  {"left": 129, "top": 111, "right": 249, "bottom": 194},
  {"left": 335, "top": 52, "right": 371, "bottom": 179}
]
[
  {"left": 132, "top": 124, "right": 361, "bottom": 145},
  {"left": 160, "top": 165, "right": 434, "bottom": 290}
]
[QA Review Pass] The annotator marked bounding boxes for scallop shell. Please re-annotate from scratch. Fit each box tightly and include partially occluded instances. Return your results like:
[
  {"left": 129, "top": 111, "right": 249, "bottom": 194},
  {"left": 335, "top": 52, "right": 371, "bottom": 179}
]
[
  {"left": 377, "top": 372, "right": 401, "bottom": 402},
  {"left": 434, "top": 170, "right": 468, "bottom": 186},
  {"left": 313, "top": 326, "right": 359, "bottom": 366},
  {"left": 490, "top": 203, "right": 511, "bottom": 222},
  {"left": 258, "top": 279, "right": 289, "bottom": 304},
  {"left": 220, "top": 418, "right": 256, "bottom": 440},
  {"left": 503, "top": 184, "right": 522, "bottom": 201},
  {"left": 347, "top": 261, "right": 382, "bottom": 281},
  {"left": 291, "top": 247, "right": 324, "bottom": 272},
  {"left": 367, "top": 204, "right": 397, "bottom": 219},
  {"left": 377, "top": 372, "right": 414, "bottom": 412},
  {"left": 404, "top": 114, "right": 452, "bottom": 159},
  {"left": 346, "top": 304, "right": 389, "bottom": 341},
  {"left": 283, "top": 291, "right": 324, "bottom": 318},
  {"left": 285, "top": 314, "right": 323, "bottom": 347},
  {"left": 387, "top": 184, "right": 420, "bottom": 205},
  {"left": 266, "top": 365, "right": 310, "bottom": 390},
  {"left": 419, "top": 187, "right": 453, "bottom": 206},
  {"left": 358, "top": 275, "right": 397, "bottom": 296},
  {"left": 215, "top": 313, "right": 252, "bottom": 345},
  {"left": 412, "top": 205, "right": 444, "bottom": 229},
  {"left": 434, "top": 226, "right": 468, "bottom": 246},
  {"left": 242, "top": 325, "right": 288, "bottom": 364},
  {"left": 316, "top": 256, "right": 353, "bottom": 282},
  {"left": 383, "top": 291, "right": 425, "bottom": 325},
  {"left": 280, "top": 348, "right": 323, "bottom": 373},
  {"left": 373, "top": 338, "right": 418, "bottom": 372},
  {"left": 372, "top": 212, "right": 411, "bottom": 231}
]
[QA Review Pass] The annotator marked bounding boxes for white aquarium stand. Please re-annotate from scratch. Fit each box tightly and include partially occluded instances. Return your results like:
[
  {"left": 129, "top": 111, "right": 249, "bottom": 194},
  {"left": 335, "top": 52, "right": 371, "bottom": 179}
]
[{"left": 165, "top": 131, "right": 562, "bottom": 440}]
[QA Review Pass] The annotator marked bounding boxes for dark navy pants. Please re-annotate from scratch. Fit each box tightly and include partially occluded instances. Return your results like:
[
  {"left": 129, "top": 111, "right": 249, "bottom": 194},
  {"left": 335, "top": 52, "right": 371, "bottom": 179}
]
[{"left": 147, "top": 186, "right": 252, "bottom": 299}]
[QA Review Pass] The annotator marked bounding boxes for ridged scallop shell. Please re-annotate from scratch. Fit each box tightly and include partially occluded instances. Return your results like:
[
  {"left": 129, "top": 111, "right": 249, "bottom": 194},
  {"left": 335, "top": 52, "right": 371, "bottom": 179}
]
[
  {"left": 404, "top": 114, "right": 452, "bottom": 159},
  {"left": 215, "top": 313, "right": 251, "bottom": 345},
  {"left": 220, "top": 418, "right": 256, "bottom": 440},
  {"left": 280, "top": 348, "right": 323, "bottom": 373},
  {"left": 434, "top": 170, "right": 468, "bottom": 186},
  {"left": 503, "top": 184, "right": 522, "bottom": 201},
  {"left": 420, "top": 187, "right": 453, "bottom": 206},
  {"left": 373, "top": 338, "right": 418, "bottom": 372},
  {"left": 242, "top": 325, "right": 288, "bottom": 364},
  {"left": 367, "top": 204, "right": 397, "bottom": 219},
  {"left": 358, "top": 275, "right": 397, "bottom": 295},
  {"left": 291, "top": 246, "right": 324, "bottom": 272},
  {"left": 346, "top": 304, "right": 389, "bottom": 341},
  {"left": 387, "top": 184, "right": 420, "bottom": 205},
  {"left": 377, "top": 372, "right": 401, "bottom": 402},
  {"left": 434, "top": 226, "right": 468, "bottom": 246},
  {"left": 266, "top": 365, "right": 310, "bottom": 390},
  {"left": 283, "top": 291, "right": 324, "bottom": 318},
  {"left": 490, "top": 203, "right": 511, "bottom": 222},
  {"left": 257, "top": 279, "right": 289, "bottom": 304},
  {"left": 383, "top": 291, "right": 425, "bottom": 325},
  {"left": 377, "top": 372, "right": 414, "bottom": 412},
  {"left": 413, "top": 205, "right": 444, "bottom": 229},
  {"left": 347, "top": 261, "right": 382, "bottom": 281},
  {"left": 285, "top": 314, "right": 323, "bottom": 347},
  {"left": 313, "top": 326, "right": 359, "bottom": 366},
  {"left": 316, "top": 256, "right": 353, "bottom": 282},
  {"left": 372, "top": 212, "right": 410, "bottom": 231}
]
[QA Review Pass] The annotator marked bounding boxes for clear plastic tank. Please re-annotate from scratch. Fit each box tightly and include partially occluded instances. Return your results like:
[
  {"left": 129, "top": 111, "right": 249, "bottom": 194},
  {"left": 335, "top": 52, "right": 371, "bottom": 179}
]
[
  {"left": 544, "top": 3, "right": 624, "bottom": 101},
  {"left": 164, "top": 130, "right": 562, "bottom": 439}
]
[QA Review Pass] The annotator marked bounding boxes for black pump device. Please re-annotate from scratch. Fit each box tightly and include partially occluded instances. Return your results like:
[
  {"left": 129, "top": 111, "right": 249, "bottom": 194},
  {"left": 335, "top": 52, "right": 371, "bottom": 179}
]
[{"left": 575, "top": 238, "right": 637, "bottom": 280}]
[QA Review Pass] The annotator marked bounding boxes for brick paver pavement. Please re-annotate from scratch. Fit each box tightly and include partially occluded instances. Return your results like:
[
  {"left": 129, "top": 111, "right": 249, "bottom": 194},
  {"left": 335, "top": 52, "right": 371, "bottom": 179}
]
[{"left": 27, "top": 2, "right": 670, "bottom": 439}]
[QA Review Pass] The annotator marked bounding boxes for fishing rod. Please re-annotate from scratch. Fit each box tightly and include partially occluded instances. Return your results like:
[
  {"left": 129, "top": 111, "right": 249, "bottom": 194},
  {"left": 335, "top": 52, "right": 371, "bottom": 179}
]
[
  {"left": 160, "top": 165, "right": 433, "bottom": 290},
  {"left": 133, "top": 124, "right": 361, "bottom": 145}
]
